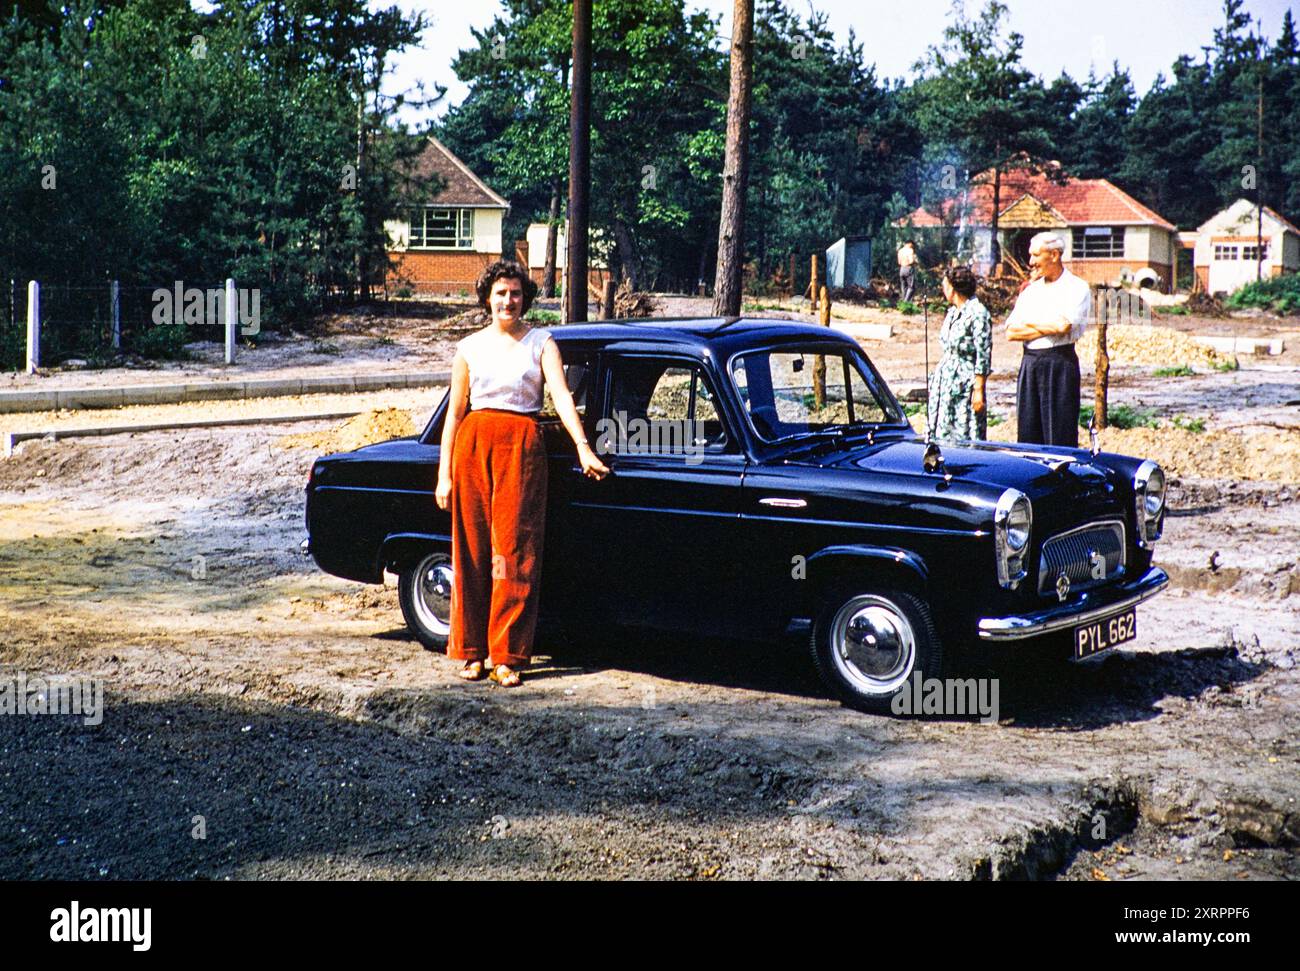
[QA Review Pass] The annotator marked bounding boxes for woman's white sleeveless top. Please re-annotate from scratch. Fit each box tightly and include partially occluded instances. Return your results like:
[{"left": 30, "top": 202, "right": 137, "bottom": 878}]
[{"left": 457, "top": 326, "right": 552, "bottom": 413}]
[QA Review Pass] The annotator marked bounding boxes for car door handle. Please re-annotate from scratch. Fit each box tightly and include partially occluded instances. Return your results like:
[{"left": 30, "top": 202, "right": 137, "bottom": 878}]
[{"left": 758, "top": 497, "right": 806, "bottom": 508}]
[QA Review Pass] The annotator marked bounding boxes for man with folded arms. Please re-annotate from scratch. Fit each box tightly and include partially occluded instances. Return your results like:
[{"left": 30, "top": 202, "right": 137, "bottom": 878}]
[{"left": 1005, "top": 232, "right": 1092, "bottom": 446}]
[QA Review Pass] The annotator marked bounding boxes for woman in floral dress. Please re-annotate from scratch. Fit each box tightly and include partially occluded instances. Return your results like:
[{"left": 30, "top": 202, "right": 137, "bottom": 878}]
[{"left": 927, "top": 266, "right": 992, "bottom": 441}]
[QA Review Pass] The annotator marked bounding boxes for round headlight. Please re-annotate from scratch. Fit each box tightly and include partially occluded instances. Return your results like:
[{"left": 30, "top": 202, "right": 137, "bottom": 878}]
[
  {"left": 1143, "top": 466, "right": 1166, "bottom": 517},
  {"left": 1006, "top": 497, "right": 1031, "bottom": 552}
]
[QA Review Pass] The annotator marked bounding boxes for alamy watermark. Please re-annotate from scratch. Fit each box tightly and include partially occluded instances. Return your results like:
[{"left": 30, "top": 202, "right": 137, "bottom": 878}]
[
  {"left": 594, "top": 410, "right": 706, "bottom": 465},
  {"left": 0, "top": 672, "right": 103, "bottom": 726},
  {"left": 1092, "top": 287, "right": 1152, "bottom": 326},
  {"left": 151, "top": 282, "right": 260, "bottom": 335},
  {"left": 890, "top": 670, "right": 1000, "bottom": 724}
]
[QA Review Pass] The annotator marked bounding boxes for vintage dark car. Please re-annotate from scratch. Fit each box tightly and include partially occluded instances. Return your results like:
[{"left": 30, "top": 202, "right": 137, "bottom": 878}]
[{"left": 304, "top": 319, "right": 1168, "bottom": 712}]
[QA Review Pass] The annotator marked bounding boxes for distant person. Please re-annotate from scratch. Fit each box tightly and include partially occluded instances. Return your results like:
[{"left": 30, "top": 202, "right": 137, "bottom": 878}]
[
  {"left": 1005, "top": 232, "right": 1091, "bottom": 447},
  {"left": 897, "top": 239, "right": 917, "bottom": 302},
  {"left": 928, "top": 266, "right": 992, "bottom": 441}
]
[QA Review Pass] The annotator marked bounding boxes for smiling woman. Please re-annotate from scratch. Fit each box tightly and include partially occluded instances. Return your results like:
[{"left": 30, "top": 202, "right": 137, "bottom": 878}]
[{"left": 432, "top": 260, "right": 608, "bottom": 687}]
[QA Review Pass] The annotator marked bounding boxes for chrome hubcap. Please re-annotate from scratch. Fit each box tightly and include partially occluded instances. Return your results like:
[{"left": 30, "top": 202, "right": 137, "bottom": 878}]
[
  {"left": 412, "top": 555, "right": 453, "bottom": 636},
  {"left": 830, "top": 595, "right": 916, "bottom": 695}
]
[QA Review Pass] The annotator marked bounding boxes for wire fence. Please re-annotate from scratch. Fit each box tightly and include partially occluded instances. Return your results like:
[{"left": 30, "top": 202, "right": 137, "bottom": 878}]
[{"left": 1, "top": 278, "right": 349, "bottom": 372}]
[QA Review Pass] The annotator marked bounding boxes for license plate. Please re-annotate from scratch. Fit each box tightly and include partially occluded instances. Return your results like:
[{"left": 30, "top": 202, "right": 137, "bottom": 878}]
[{"left": 1074, "top": 608, "right": 1137, "bottom": 659}]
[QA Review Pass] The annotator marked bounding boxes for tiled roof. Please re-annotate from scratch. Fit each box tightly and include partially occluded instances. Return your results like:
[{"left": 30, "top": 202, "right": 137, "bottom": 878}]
[
  {"left": 396, "top": 136, "right": 509, "bottom": 208},
  {"left": 901, "top": 166, "right": 1175, "bottom": 231}
]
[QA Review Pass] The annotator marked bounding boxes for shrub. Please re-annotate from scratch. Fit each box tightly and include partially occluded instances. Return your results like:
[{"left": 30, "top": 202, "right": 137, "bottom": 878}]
[
  {"left": 1225, "top": 273, "right": 1300, "bottom": 315},
  {"left": 132, "top": 324, "right": 191, "bottom": 361},
  {"left": 1078, "top": 404, "right": 1160, "bottom": 430}
]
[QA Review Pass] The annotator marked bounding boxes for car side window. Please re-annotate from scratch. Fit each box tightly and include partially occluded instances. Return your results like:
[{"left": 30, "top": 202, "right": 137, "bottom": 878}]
[
  {"left": 539, "top": 352, "right": 594, "bottom": 419},
  {"left": 601, "top": 358, "right": 731, "bottom": 457}
]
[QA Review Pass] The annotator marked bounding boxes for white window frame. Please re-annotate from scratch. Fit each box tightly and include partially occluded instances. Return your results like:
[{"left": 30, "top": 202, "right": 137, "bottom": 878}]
[
  {"left": 1071, "top": 226, "right": 1125, "bottom": 258},
  {"left": 1214, "top": 244, "right": 1240, "bottom": 262},
  {"left": 407, "top": 207, "right": 474, "bottom": 250}
]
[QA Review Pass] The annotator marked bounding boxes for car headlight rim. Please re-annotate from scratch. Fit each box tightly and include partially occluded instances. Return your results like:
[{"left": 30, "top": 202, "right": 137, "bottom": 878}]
[
  {"left": 995, "top": 488, "right": 1032, "bottom": 588},
  {"left": 1134, "top": 460, "right": 1166, "bottom": 548}
]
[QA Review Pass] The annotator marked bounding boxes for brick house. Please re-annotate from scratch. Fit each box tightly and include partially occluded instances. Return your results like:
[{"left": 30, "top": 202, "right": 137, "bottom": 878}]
[
  {"left": 1191, "top": 199, "right": 1300, "bottom": 295},
  {"left": 383, "top": 136, "right": 509, "bottom": 295},
  {"left": 899, "top": 165, "right": 1178, "bottom": 292}
]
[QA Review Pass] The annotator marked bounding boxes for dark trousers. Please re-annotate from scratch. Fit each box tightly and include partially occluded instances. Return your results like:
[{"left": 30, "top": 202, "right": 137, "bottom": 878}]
[{"left": 1017, "top": 344, "right": 1080, "bottom": 447}]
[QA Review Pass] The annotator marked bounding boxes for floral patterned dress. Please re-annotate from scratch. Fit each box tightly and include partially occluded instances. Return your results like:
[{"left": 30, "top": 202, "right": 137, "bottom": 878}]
[{"left": 927, "top": 297, "right": 993, "bottom": 441}]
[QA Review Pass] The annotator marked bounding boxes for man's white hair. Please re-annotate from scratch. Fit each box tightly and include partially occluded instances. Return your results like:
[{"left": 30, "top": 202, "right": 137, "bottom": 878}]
[{"left": 1028, "top": 232, "right": 1066, "bottom": 254}]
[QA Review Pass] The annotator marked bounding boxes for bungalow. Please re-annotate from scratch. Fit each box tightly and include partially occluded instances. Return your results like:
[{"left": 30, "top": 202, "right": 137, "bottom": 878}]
[
  {"left": 1191, "top": 199, "right": 1300, "bottom": 296},
  {"left": 383, "top": 136, "right": 509, "bottom": 295},
  {"left": 899, "top": 165, "right": 1178, "bottom": 292}
]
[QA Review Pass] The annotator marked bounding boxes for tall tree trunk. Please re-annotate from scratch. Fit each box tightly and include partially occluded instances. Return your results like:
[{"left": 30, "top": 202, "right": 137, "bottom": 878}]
[
  {"left": 712, "top": 0, "right": 755, "bottom": 317},
  {"left": 613, "top": 218, "right": 640, "bottom": 291},
  {"left": 542, "top": 178, "right": 561, "bottom": 297}
]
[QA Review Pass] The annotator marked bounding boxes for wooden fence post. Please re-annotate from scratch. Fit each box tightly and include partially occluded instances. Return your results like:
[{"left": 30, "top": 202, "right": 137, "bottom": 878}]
[
  {"left": 812, "top": 285, "right": 830, "bottom": 408},
  {"left": 602, "top": 278, "right": 616, "bottom": 320},
  {"left": 1094, "top": 288, "right": 1109, "bottom": 429},
  {"left": 809, "top": 254, "right": 819, "bottom": 309}
]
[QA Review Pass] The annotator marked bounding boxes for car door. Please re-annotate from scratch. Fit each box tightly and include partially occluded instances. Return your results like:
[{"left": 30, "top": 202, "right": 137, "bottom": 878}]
[
  {"left": 535, "top": 345, "right": 599, "bottom": 617},
  {"left": 567, "top": 352, "right": 747, "bottom": 637}
]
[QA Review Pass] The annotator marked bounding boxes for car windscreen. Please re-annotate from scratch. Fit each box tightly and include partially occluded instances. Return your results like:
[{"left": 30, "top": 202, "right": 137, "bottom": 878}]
[{"left": 729, "top": 346, "right": 904, "bottom": 441}]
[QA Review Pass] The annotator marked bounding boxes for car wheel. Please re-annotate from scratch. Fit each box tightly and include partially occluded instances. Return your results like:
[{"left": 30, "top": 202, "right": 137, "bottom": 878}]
[
  {"left": 810, "top": 589, "right": 942, "bottom": 714},
  {"left": 398, "top": 551, "right": 453, "bottom": 652}
]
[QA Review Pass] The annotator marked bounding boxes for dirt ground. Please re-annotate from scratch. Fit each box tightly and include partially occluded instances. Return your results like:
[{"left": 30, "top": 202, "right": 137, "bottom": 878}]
[{"left": 1, "top": 299, "right": 1297, "bottom": 881}]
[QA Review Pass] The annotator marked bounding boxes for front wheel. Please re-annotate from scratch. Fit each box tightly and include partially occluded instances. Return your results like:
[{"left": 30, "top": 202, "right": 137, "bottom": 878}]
[
  {"left": 810, "top": 589, "right": 943, "bottom": 715},
  {"left": 398, "top": 551, "right": 453, "bottom": 651}
]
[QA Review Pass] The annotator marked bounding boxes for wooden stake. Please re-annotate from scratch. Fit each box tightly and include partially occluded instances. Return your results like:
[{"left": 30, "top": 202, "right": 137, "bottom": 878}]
[
  {"left": 812, "top": 285, "right": 830, "bottom": 408},
  {"left": 1094, "top": 289, "right": 1109, "bottom": 429}
]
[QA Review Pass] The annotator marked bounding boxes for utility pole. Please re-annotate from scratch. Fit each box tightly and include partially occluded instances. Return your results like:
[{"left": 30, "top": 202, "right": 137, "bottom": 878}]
[
  {"left": 712, "top": 0, "right": 755, "bottom": 317},
  {"left": 1256, "top": 56, "right": 1264, "bottom": 283},
  {"left": 565, "top": 0, "right": 592, "bottom": 323}
]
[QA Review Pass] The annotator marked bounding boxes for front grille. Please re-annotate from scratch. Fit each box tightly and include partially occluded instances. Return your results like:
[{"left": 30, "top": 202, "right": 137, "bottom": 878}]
[{"left": 1037, "top": 520, "right": 1126, "bottom": 596}]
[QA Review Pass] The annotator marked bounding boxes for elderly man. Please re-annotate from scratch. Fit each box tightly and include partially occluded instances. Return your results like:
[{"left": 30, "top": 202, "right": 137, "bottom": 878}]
[{"left": 1005, "top": 232, "right": 1092, "bottom": 446}]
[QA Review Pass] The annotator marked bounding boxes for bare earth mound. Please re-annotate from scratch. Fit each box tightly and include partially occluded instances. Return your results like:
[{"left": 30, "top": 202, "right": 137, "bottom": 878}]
[
  {"left": 1077, "top": 324, "right": 1230, "bottom": 369},
  {"left": 278, "top": 407, "right": 418, "bottom": 454}
]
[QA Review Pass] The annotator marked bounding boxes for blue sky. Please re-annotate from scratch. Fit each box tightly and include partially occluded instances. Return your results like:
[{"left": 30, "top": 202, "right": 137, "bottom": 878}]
[{"left": 375, "top": 0, "right": 1296, "bottom": 127}]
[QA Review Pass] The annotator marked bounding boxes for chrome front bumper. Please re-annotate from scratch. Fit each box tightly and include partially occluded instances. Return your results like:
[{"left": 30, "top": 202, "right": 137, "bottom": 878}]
[{"left": 977, "top": 566, "right": 1169, "bottom": 641}]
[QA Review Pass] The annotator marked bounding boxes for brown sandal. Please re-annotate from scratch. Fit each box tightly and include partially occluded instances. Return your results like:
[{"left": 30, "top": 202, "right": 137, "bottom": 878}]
[
  {"left": 458, "top": 660, "right": 487, "bottom": 681},
  {"left": 488, "top": 664, "right": 522, "bottom": 688}
]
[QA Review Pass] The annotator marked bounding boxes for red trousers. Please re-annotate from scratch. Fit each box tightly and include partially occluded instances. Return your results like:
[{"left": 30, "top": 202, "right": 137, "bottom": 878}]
[{"left": 448, "top": 409, "right": 548, "bottom": 667}]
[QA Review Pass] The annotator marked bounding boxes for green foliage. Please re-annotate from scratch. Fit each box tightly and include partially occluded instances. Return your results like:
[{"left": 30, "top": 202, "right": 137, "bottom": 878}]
[
  {"left": 1078, "top": 404, "right": 1160, "bottom": 430},
  {"left": 1214, "top": 357, "right": 1241, "bottom": 372},
  {"left": 131, "top": 324, "right": 190, "bottom": 361},
  {"left": 1171, "top": 414, "right": 1207, "bottom": 433},
  {"left": 895, "top": 300, "right": 921, "bottom": 315},
  {"left": 525, "top": 308, "right": 560, "bottom": 325},
  {"left": 1153, "top": 364, "right": 1195, "bottom": 377},
  {"left": 0, "top": 0, "right": 426, "bottom": 368},
  {"left": 1225, "top": 274, "right": 1300, "bottom": 315},
  {"left": 1156, "top": 304, "right": 1192, "bottom": 316}
]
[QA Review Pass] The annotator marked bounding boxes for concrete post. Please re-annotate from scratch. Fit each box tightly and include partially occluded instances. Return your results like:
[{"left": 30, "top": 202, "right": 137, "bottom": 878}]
[
  {"left": 224, "top": 278, "right": 237, "bottom": 365},
  {"left": 110, "top": 279, "right": 121, "bottom": 350},
  {"left": 26, "top": 281, "right": 39, "bottom": 374}
]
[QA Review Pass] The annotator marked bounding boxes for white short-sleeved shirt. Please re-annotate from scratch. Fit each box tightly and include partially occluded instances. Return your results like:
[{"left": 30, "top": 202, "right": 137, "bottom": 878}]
[
  {"left": 1005, "top": 268, "right": 1092, "bottom": 350},
  {"left": 457, "top": 326, "right": 553, "bottom": 413}
]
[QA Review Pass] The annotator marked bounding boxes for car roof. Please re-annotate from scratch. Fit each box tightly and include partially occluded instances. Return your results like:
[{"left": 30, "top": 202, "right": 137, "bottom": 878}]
[{"left": 551, "top": 317, "right": 858, "bottom": 356}]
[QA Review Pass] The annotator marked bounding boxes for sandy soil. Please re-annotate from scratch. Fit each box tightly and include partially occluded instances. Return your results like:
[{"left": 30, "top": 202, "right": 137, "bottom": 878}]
[{"left": 1, "top": 300, "right": 1297, "bottom": 881}]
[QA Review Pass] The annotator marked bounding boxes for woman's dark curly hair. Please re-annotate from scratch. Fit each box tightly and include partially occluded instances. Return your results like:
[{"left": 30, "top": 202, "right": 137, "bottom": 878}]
[
  {"left": 475, "top": 259, "right": 539, "bottom": 314},
  {"left": 944, "top": 265, "right": 978, "bottom": 300}
]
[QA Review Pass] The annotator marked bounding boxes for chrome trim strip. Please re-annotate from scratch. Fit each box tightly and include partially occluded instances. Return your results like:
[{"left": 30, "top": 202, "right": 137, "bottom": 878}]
[
  {"left": 759, "top": 497, "right": 807, "bottom": 508},
  {"left": 977, "top": 567, "right": 1169, "bottom": 641}
]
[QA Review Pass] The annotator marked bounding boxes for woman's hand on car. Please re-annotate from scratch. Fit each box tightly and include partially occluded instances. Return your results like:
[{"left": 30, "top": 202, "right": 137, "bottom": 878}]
[{"left": 579, "top": 445, "right": 610, "bottom": 480}]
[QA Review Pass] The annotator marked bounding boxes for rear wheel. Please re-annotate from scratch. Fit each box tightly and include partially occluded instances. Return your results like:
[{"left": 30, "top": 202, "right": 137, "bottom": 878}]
[
  {"left": 398, "top": 551, "right": 453, "bottom": 651},
  {"left": 810, "top": 589, "right": 942, "bottom": 714}
]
